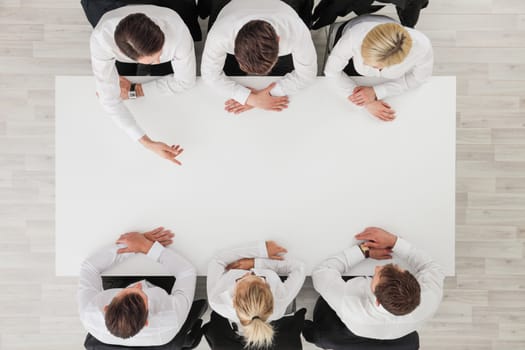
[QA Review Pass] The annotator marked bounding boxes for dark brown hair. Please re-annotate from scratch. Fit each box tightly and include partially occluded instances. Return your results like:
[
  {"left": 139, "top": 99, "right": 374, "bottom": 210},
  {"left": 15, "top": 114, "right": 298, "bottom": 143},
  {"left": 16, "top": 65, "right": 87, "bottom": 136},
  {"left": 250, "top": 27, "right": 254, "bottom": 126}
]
[
  {"left": 114, "top": 13, "right": 165, "bottom": 60},
  {"left": 374, "top": 264, "right": 421, "bottom": 316},
  {"left": 105, "top": 293, "right": 148, "bottom": 339},
  {"left": 234, "top": 20, "right": 279, "bottom": 75}
]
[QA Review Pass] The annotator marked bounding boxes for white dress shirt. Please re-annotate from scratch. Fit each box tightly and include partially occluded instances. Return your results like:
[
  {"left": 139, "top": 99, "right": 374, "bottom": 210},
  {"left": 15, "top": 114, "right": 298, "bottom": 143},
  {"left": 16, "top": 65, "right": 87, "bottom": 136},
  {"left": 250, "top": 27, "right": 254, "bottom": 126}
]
[
  {"left": 201, "top": 0, "right": 317, "bottom": 104},
  {"left": 324, "top": 15, "right": 433, "bottom": 100},
  {"left": 78, "top": 242, "right": 197, "bottom": 346},
  {"left": 312, "top": 237, "right": 444, "bottom": 340},
  {"left": 207, "top": 241, "right": 305, "bottom": 323},
  {"left": 90, "top": 5, "right": 196, "bottom": 140}
]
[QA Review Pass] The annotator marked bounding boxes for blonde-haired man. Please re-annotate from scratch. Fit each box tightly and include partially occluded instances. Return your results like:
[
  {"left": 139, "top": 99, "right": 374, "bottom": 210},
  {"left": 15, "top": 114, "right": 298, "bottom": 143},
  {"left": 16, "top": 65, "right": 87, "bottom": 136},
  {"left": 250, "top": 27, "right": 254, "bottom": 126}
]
[{"left": 324, "top": 14, "right": 433, "bottom": 121}]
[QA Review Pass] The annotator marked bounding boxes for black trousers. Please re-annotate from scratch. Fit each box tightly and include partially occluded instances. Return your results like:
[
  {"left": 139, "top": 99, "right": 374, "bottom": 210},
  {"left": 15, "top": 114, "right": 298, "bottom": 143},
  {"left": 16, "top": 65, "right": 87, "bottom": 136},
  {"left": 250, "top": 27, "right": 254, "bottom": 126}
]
[
  {"left": 115, "top": 61, "right": 174, "bottom": 77},
  {"left": 302, "top": 297, "right": 420, "bottom": 350},
  {"left": 80, "top": 0, "right": 202, "bottom": 41},
  {"left": 222, "top": 53, "right": 295, "bottom": 77},
  {"left": 198, "top": 0, "right": 313, "bottom": 31}
]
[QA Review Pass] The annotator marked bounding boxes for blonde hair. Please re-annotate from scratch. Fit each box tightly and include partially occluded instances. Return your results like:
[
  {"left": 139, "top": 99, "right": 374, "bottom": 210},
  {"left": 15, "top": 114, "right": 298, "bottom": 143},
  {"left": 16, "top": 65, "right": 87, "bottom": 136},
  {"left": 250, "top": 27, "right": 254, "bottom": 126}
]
[
  {"left": 361, "top": 23, "right": 413, "bottom": 67},
  {"left": 234, "top": 282, "right": 274, "bottom": 348}
]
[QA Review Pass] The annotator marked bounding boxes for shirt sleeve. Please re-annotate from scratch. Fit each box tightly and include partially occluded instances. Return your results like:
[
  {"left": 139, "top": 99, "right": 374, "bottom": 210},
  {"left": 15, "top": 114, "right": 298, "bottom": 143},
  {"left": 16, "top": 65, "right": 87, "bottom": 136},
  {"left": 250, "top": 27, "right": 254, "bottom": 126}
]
[
  {"left": 207, "top": 241, "right": 268, "bottom": 288},
  {"left": 201, "top": 28, "right": 252, "bottom": 104},
  {"left": 146, "top": 242, "right": 197, "bottom": 333},
  {"left": 392, "top": 237, "right": 444, "bottom": 311},
  {"left": 77, "top": 244, "right": 135, "bottom": 316},
  {"left": 90, "top": 33, "right": 145, "bottom": 141},
  {"left": 373, "top": 45, "right": 434, "bottom": 100},
  {"left": 324, "top": 31, "right": 358, "bottom": 96},
  {"left": 270, "top": 24, "right": 317, "bottom": 97},
  {"left": 141, "top": 25, "right": 196, "bottom": 96},
  {"left": 311, "top": 245, "right": 365, "bottom": 310},
  {"left": 254, "top": 258, "right": 305, "bottom": 314}
]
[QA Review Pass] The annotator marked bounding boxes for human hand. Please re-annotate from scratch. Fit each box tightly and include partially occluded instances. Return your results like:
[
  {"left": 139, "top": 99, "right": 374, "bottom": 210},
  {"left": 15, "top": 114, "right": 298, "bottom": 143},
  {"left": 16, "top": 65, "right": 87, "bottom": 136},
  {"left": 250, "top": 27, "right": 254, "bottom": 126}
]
[
  {"left": 119, "top": 76, "right": 132, "bottom": 100},
  {"left": 140, "top": 135, "right": 184, "bottom": 165},
  {"left": 364, "top": 100, "right": 396, "bottom": 121},
  {"left": 116, "top": 232, "right": 154, "bottom": 254},
  {"left": 143, "top": 226, "right": 174, "bottom": 247},
  {"left": 369, "top": 248, "right": 393, "bottom": 260},
  {"left": 246, "top": 83, "right": 289, "bottom": 111},
  {"left": 265, "top": 241, "right": 287, "bottom": 260},
  {"left": 224, "top": 99, "right": 254, "bottom": 114},
  {"left": 348, "top": 86, "right": 376, "bottom": 106},
  {"left": 226, "top": 258, "right": 255, "bottom": 270},
  {"left": 355, "top": 227, "right": 398, "bottom": 249}
]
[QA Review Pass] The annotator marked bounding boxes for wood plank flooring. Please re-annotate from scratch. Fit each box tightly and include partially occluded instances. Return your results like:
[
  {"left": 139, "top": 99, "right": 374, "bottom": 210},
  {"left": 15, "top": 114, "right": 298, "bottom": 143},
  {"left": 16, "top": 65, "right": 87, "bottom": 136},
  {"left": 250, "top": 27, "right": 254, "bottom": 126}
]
[{"left": 0, "top": 1, "right": 524, "bottom": 349}]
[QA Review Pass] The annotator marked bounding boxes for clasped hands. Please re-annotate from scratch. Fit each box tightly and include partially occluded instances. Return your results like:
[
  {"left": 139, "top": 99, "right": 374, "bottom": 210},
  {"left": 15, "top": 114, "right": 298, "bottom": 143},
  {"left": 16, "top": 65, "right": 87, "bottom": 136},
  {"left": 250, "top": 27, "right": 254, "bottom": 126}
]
[
  {"left": 224, "top": 82, "right": 289, "bottom": 115},
  {"left": 225, "top": 240, "right": 287, "bottom": 270},
  {"left": 116, "top": 226, "right": 175, "bottom": 254},
  {"left": 355, "top": 227, "right": 398, "bottom": 260},
  {"left": 348, "top": 86, "right": 396, "bottom": 122}
]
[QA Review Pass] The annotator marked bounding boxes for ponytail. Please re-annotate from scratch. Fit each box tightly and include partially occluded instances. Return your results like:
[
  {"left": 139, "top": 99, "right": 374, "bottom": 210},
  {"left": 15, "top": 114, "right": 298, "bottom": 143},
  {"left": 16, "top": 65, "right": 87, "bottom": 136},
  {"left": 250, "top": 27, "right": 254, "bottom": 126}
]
[
  {"left": 234, "top": 282, "right": 275, "bottom": 348},
  {"left": 243, "top": 317, "right": 274, "bottom": 348}
]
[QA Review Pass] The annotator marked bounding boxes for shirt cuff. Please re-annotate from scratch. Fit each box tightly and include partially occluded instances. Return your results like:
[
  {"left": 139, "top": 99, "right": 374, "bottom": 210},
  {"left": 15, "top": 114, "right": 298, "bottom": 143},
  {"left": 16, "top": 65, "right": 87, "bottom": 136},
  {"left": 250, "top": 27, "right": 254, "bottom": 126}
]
[
  {"left": 146, "top": 241, "right": 164, "bottom": 262},
  {"left": 127, "top": 125, "right": 146, "bottom": 141},
  {"left": 270, "top": 82, "right": 286, "bottom": 97},
  {"left": 392, "top": 237, "right": 411, "bottom": 257},
  {"left": 233, "top": 85, "right": 252, "bottom": 105},
  {"left": 343, "top": 245, "right": 366, "bottom": 267},
  {"left": 373, "top": 85, "right": 387, "bottom": 100}
]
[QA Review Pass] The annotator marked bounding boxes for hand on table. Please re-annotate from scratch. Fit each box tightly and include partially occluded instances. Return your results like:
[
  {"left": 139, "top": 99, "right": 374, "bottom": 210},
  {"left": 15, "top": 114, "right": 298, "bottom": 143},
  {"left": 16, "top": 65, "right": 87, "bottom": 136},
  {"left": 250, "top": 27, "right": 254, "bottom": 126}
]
[
  {"left": 226, "top": 258, "right": 255, "bottom": 270},
  {"left": 369, "top": 248, "right": 393, "bottom": 260},
  {"left": 143, "top": 226, "right": 174, "bottom": 246},
  {"left": 265, "top": 240, "right": 287, "bottom": 260},
  {"left": 348, "top": 86, "right": 376, "bottom": 106},
  {"left": 224, "top": 99, "right": 254, "bottom": 114},
  {"left": 364, "top": 100, "right": 396, "bottom": 121},
  {"left": 119, "top": 77, "right": 132, "bottom": 100},
  {"left": 355, "top": 227, "right": 398, "bottom": 249},
  {"left": 246, "top": 83, "right": 289, "bottom": 111},
  {"left": 116, "top": 232, "right": 154, "bottom": 254},
  {"left": 140, "top": 135, "right": 184, "bottom": 165}
]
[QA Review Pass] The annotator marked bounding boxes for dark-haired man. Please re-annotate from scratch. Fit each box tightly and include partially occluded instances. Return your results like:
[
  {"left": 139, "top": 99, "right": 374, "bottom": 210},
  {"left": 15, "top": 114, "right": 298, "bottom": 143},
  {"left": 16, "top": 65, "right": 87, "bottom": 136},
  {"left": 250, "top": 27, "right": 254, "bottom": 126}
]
[
  {"left": 90, "top": 6, "right": 195, "bottom": 164},
  {"left": 308, "top": 227, "right": 444, "bottom": 345},
  {"left": 78, "top": 227, "right": 197, "bottom": 346},
  {"left": 201, "top": 0, "right": 317, "bottom": 115}
]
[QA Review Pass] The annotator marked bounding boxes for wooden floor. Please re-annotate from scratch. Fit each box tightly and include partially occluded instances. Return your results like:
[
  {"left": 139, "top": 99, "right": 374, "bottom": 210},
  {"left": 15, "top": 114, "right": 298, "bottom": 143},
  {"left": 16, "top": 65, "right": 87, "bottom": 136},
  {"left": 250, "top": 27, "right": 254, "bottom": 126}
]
[{"left": 1, "top": 1, "right": 524, "bottom": 349}]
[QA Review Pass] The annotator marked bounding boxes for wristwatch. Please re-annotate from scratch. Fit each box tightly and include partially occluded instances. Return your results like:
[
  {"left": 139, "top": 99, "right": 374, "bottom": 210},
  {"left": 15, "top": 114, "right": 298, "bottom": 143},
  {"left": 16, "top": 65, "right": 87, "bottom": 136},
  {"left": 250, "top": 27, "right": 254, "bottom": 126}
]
[
  {"left": 128, "top": 83, "right": 137, "bottom": 99},
  {"left": 359, "top": 243, "right": 370, "bottom": 258}
]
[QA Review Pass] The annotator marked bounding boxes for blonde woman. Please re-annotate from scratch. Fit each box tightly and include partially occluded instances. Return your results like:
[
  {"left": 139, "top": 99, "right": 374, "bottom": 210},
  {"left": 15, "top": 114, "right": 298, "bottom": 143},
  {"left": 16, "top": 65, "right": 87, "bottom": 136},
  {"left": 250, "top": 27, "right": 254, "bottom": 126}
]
[
  {"left": 207, "top": 240, "right": 305, "bottom": 348},
  {"left": 324, "top": 14, "right": 433, "bottom": 121}
]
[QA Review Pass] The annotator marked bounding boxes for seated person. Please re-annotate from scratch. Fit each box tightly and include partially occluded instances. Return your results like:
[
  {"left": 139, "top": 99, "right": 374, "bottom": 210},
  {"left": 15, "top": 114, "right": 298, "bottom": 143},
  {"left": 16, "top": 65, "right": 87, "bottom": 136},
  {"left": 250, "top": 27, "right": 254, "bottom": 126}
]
[
  {"left": 201, "top": 0, "right": 317, "bottom": 115},
  {"left": 90, "top": 5, "right": 195, "bottom": 163},
  {"left": 308, "top": 227, "right": 444, "bottom": 347},
  {"left": 78, "top": 227, "right": 197, "bottom": 346},
  {"left": 324, "top": 14, "right": 433, "bottom": 121},
  {"left": 207, "top": 240, "right": 306, "bottom": 348}
]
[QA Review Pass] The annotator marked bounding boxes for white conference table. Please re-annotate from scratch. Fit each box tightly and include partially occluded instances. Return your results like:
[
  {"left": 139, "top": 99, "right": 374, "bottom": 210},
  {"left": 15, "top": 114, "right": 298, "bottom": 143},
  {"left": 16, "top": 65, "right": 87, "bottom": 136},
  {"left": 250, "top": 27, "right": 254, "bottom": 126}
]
[{"left": 55, "top": 76, "right": 455, "bottom": 277}]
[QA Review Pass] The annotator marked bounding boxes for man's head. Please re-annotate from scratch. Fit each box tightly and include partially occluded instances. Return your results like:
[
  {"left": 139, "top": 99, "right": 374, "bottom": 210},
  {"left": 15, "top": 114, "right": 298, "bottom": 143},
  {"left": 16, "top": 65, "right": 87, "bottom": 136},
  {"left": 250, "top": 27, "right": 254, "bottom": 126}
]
[
  {"left": 234, "top": 20, "right": 279, "bottom": 75},
  {"left": 114, "top": 13, "right": 164, "bottom": 64},
  {"left": 104, "top": 282, "right": 149, "bottom": 339},
  {"left": 371, "top": 264, "right": 421, "bottom": 316},
  {"left": 361, "top": 23, "right": 412, "bottom": 69}
]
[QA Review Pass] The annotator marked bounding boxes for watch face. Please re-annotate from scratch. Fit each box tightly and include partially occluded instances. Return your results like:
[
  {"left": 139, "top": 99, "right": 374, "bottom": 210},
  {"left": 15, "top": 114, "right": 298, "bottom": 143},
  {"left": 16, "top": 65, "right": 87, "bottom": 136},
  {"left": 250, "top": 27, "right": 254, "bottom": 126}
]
[{"left": 128, "top": 91, "right": 137, "bottom": 99}]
